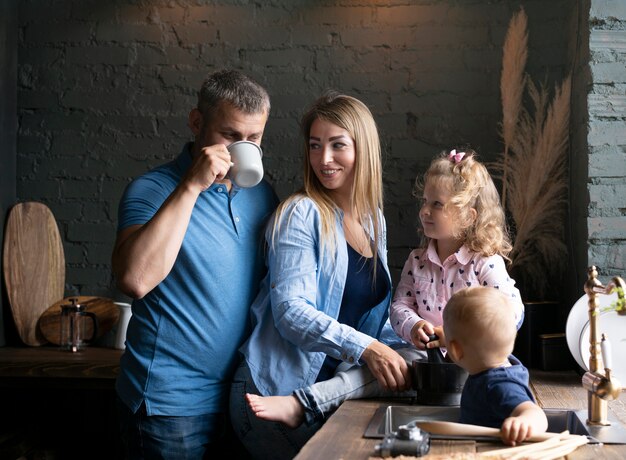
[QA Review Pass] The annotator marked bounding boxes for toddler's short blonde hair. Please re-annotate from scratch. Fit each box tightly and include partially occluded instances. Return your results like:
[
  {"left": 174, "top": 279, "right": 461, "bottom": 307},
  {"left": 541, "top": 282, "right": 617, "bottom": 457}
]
[{"left": 443, "top": 287, "right": 517, "bottom": 361}]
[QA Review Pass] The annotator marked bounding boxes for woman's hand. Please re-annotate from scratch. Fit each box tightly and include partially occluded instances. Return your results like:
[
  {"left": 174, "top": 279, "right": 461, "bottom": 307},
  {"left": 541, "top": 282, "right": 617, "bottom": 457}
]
[{"left": 361, "top": 341, "right": 411, "bottom": 392}]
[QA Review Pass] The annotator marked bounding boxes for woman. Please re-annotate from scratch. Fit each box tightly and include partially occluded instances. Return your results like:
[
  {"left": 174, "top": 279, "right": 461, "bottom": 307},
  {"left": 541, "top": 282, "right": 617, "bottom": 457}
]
[{"left": 229, "top": 92, "right": 411, "bottom": 459}]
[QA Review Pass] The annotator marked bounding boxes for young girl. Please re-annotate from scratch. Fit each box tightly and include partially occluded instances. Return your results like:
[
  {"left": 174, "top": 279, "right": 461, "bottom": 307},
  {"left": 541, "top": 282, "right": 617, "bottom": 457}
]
[
  {"left": 391, "top": 149, "right": 524, "bottom": 350},
  {"left": 244, "top": 149, "right": 524, "bottom": 433}
]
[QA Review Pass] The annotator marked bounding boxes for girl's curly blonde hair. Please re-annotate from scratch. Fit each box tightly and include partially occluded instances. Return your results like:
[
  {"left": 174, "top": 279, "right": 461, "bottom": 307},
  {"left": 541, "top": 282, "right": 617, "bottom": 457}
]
[{"left": 415, "top": 149, "right": 513, "bottom": 259}]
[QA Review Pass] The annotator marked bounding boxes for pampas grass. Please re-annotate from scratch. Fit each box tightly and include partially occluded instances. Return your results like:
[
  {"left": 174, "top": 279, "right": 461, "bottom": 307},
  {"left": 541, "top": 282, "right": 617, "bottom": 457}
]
[
  {"left": 500, "top": 8, "right": 528, "bottom": 208},
  {"left": 495, "top": 8, "right": 571, "bottom": 300}
]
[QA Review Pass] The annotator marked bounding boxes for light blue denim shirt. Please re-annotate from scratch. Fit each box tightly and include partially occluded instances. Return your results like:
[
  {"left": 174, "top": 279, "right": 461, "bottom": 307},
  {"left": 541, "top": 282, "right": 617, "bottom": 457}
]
[{"left": 240, "top": 196, "right": 398, "bottom": 396}]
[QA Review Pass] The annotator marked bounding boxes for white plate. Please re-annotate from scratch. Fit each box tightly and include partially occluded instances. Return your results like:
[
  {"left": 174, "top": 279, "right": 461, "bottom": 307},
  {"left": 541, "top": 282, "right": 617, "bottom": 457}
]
[
  {"left": 566, "top": 294, "right": 596, "bottom": 369},
  {"left": 565, "top": 292, "right": 619, "bottom": 371},
  {"left": 579, "top": 310, "right": 626, "bottom": 383}
]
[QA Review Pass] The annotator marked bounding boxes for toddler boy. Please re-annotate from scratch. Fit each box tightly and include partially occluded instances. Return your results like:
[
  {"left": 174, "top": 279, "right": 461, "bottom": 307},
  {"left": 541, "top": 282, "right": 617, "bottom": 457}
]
[{"left": 443, "top": 286, "right": 548, "bottom": 446}]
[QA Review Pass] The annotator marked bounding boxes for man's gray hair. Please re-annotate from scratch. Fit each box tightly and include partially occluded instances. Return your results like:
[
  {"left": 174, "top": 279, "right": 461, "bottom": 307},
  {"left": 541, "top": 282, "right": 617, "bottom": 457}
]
[{"left": 198, "top": 69, "right": 270, "bottom": 120}]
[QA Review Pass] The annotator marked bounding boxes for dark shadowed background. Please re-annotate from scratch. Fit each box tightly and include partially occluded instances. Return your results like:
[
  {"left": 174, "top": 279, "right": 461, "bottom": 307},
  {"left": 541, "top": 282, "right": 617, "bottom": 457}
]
[{"left": 1, "top": 0, "right": 625, "bottom": 342}]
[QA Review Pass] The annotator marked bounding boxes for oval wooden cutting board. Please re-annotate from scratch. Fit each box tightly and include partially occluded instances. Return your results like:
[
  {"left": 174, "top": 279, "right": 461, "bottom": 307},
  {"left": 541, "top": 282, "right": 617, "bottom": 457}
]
[
  {"left": 38, "top": 296, "right": 120, "bottom": 345},
  {"left": 3, "top": 202, "right": 65, "bottom": 346}
]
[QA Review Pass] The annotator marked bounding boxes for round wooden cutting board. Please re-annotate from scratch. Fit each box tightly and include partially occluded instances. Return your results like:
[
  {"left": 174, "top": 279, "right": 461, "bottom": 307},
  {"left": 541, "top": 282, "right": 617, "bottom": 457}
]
[
  {"left": 38, "top": 296, "right": 120, "bottom": 345},
  {"left": 2, "top": 202, "right": 65, "bottom": 346}
]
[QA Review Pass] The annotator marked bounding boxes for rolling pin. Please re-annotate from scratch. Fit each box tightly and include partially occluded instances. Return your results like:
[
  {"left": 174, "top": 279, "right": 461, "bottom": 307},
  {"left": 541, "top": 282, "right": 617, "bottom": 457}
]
[{"left": 414, "top": 420, "right": 563, "bottom": 442}]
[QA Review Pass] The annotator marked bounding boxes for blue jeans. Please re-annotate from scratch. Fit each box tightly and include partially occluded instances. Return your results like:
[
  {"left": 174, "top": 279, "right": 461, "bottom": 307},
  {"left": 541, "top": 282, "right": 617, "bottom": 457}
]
[
  {"left": 116, "top": 397, "right": 245, "bottom": 460},
  {"left": 229, "top": 348, "right": 421, "bottom": 459},
  {"left": 294, "top": 347, "right": 422, "bottom": 424},
  {"left": 229, "top": 362, "right": 322, "bottom": 460}
]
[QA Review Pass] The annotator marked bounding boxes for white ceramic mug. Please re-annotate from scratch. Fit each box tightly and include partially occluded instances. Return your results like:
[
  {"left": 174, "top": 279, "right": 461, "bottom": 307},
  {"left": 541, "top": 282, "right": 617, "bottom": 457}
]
[
  {"left": 227, "top": 141, "right": 264, "bottom": 188},
  {"left": 114, "top": 302, "right": 132, "bottom": 350}
]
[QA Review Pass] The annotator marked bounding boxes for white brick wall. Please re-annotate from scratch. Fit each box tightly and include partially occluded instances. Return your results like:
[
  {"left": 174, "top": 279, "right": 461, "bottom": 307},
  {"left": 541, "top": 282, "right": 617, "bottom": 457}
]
[{"left": 588, "top": 0, "right": 626, "bottom": 277}]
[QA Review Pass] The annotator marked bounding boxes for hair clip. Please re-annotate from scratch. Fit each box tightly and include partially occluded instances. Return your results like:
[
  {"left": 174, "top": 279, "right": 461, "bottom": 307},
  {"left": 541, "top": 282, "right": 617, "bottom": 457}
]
[{"left": 449, "top": 149, "right": 465, "bottom": 163}]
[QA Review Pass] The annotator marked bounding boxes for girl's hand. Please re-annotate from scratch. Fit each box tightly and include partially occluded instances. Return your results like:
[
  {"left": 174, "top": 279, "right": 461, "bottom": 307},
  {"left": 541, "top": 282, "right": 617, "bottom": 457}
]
[
  {"left": 410, "top": 321, "right": 435, "bottom": 349},
  {"left": 426, "top": 326, "right": 446, "bottom": 348},
  {"left": 361, "top": 341, "right": 411, "bottom": 392}
]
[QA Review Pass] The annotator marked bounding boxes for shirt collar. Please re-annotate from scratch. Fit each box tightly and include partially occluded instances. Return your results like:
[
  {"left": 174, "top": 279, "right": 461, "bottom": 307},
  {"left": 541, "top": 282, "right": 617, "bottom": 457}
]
[
  {"left": 425, "top": 240, "right": 473, "bottom": 265},
  {"left": 425, "top": 240, "right": 441, "bottom": 265},
  {"left": 455, "top": 245, "right": 474, "bottom": 264},
  {"left": 175, "top": 142, "right": 194, "bottom": 174}
]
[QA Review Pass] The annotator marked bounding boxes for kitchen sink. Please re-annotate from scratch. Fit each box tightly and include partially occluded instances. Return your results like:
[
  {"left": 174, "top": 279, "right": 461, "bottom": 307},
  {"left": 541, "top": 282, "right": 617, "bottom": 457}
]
[{"left": 364, "top": 405, "right": 626, "bottom": 444}]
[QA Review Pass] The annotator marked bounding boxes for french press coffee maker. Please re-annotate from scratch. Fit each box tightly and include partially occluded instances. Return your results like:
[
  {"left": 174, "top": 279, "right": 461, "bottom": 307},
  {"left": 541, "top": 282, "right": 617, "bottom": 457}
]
[{"left": 60, "top": 297, "right": 98, "bottom": 352}]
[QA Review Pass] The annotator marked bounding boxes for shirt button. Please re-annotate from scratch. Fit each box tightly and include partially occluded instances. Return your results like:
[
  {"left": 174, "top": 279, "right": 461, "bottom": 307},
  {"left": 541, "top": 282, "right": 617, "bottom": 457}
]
[
  {"left": 348, "top": 356, "right": 355, "bottom": 363},
  {"left": 235, "top": 216, "right": 240, "bottom": 222},
  {"left": 217, "top": 187, "right": 224, "bottom": 193},
  {"left": 342, "top": 353, "right": 347, "bottom": 360},
  {"left": 271, "top": 283, "right": 276, "bottom": 289}
]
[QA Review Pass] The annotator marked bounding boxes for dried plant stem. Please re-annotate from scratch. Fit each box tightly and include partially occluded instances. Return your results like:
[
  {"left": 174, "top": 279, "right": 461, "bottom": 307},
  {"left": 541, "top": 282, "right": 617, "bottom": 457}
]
[
  {"left": 501, "top": 144, "right": 509, "bottom": 207},
  {"left": 500, "top": 8, "right": 528, "bottom": 209},
  {"left": 506, "top": 77, "right": 571, "bottom": 298},
  {"left": 495, "top": 7, "right": 571, "bottom": 299},
  {"left": 480, "top": 433, "right": 588, "bottom": 460},
  {"left": 481, "top": 431, "right": 571, "bottom": 458}
]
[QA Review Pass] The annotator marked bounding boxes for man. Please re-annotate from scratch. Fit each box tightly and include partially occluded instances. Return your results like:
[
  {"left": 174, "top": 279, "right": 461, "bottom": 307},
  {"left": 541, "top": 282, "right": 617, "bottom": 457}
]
[{"left": 112, "top": 69, "right": 277, "bottom": 459}]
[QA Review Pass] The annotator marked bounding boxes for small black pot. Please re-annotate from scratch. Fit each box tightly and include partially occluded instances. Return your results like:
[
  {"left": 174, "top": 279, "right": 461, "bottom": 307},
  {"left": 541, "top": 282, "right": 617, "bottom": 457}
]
[
  {"left": 411, "top": 334, "right": 468, "bottom": 406},
  {"left": 411, "top": 359, "right": 468, "bottom": 405}
]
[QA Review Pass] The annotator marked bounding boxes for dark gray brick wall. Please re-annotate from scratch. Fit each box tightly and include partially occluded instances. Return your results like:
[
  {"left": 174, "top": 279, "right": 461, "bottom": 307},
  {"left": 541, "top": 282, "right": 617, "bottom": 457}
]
[
  {"left": 16, "top": 0, "right": 577, "bottom": 300},
  {"left": 1, "top": 0, "right": 18, "bottom": 346}
]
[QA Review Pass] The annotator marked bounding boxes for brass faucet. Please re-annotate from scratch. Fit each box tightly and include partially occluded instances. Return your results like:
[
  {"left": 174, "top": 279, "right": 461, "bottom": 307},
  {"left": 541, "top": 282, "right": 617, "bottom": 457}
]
[{"left": 582, "top": 266, "right": 624, "bottom": 425}]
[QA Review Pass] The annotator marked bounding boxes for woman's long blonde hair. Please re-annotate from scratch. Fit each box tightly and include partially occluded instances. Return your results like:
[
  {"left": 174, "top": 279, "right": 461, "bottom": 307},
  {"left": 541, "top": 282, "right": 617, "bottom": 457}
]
[
  {"left": 415, "top": 149, "right": 512, "bottom": 259},
  {"left": 272, "top": 91, "right": 384, "bottom": 262}
]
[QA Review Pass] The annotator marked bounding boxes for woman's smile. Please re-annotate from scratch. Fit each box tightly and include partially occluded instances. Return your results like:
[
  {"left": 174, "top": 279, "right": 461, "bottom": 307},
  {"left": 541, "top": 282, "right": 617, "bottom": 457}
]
[{"left": 308, "top": 118, "right": 356, "bottom": 195}]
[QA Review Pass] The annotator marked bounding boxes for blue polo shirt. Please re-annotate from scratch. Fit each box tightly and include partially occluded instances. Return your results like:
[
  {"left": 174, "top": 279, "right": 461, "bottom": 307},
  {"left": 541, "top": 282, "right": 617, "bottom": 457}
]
[{"left": 115, "top": 143, "right": 278, "bottom": 416}]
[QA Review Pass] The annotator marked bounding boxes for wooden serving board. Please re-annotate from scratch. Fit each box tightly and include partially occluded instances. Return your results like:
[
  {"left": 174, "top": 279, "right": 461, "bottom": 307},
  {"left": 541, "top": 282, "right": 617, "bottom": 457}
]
[
  {"left": 3, "top": 202, "right": 65, "bottom": 346},
  {"left": 38, "top": 296, "right": 120, "bottom": 345}
]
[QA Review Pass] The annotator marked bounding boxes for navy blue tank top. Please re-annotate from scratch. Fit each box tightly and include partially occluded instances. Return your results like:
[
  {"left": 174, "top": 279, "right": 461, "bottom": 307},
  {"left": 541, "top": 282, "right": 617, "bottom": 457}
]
[{"left": 316, "top": 243, "right": 390, "bottom": 382}]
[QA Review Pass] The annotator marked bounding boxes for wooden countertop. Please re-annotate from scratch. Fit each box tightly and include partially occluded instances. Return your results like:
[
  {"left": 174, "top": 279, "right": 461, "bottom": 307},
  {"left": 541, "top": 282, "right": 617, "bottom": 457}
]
[
  {"left": 2, "top": 348, "right": 625, "bottom": 458},
  {"left": 0, "top": 346, "right": 121, "bottom": 389},
  {"left": 295, "top": 370, "right": 626, "bottom": 459}
]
